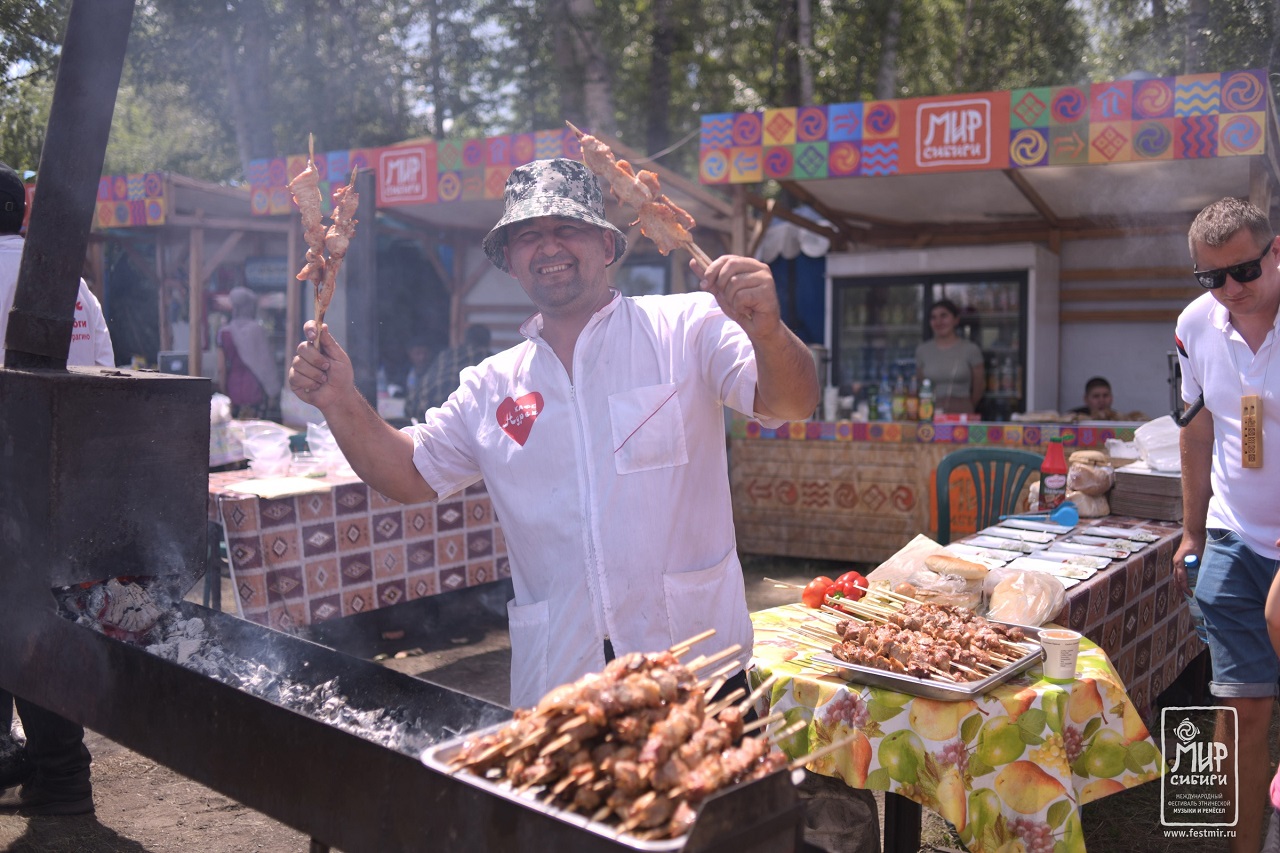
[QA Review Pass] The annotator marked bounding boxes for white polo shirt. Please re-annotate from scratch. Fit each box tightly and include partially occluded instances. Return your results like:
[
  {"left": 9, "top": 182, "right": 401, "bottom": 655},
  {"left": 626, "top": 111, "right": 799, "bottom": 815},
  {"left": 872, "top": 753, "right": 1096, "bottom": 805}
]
[
  {"left": 1176, "top": 292, "right": 1280, "bottom": 559},
  {"left": 0, "top": 234, "right": 114, "bottom": 367},
  {"left": 405, "top": 290, "right": 774, "bottom": 707}
]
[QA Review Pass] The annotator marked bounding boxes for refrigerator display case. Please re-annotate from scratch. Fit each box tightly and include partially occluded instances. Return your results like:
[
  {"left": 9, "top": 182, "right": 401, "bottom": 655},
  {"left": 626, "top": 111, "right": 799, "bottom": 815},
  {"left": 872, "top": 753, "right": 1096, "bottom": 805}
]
[{"left": 831, "top": 271, "right": 1028, "bottom": 421}]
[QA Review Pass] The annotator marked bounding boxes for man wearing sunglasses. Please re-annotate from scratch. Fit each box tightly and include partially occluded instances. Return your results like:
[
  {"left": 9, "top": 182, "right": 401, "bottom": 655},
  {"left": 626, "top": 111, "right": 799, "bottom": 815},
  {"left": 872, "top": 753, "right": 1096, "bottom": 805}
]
[{"left": 1174, "top": 196, "right": 1280, "bottom": 853}]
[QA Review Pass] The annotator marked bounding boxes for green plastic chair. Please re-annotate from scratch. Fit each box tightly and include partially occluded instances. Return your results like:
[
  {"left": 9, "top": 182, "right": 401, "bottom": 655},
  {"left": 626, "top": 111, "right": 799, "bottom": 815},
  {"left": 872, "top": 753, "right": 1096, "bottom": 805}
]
[{"left": 934, "top": 447, "right": 1044, "bottom": 544}]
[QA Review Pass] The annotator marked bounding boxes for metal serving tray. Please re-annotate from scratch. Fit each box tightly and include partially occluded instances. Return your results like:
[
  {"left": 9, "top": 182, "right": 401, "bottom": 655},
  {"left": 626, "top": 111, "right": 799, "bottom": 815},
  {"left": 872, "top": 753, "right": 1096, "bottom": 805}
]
[
  {"left": 811, "top": 623, "right": 1046, "bottom": 702},
  {"left": 422, "top": 721, "right": 800, "bottom": 853}
]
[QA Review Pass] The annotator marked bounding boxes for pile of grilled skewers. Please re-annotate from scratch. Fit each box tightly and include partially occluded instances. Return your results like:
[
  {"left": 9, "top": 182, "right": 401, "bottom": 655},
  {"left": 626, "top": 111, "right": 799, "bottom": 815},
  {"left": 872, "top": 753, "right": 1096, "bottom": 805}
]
[
  {"left": 446, "top": 640, "right": 794, "bottom": 841},
  {"left": 784, "top": 587, "right": 1040, "bottom": 685}
]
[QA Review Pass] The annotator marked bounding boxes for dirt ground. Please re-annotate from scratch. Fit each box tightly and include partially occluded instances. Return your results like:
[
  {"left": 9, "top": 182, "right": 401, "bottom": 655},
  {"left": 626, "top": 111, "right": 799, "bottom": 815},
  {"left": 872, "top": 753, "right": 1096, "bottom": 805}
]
[{"left": 0, "top": 554, "right": 1238, "bottom": 853}]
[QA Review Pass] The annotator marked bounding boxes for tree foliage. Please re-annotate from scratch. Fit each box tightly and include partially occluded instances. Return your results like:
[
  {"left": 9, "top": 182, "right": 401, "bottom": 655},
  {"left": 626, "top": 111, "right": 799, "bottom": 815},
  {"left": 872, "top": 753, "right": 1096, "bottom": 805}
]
[{"left": 0, "top": 0, "right": 1274, "bottom": 184}]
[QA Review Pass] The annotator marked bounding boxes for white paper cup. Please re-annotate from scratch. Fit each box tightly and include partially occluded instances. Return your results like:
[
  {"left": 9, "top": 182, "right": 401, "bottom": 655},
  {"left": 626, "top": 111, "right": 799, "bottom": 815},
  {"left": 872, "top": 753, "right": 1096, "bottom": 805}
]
[{"left": 1039, "top": 628, "right": 1081, "bottom": 682}]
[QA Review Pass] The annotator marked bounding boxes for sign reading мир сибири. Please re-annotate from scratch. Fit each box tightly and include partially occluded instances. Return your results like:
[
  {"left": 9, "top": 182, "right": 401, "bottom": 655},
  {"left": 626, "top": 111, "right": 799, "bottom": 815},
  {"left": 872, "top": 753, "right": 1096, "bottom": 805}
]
[
  {"left": 377, "top": 145, "right": 436, "bottom": 206},
  {"left": 915, "top": 98, "right": 993, "bottom": 168}
]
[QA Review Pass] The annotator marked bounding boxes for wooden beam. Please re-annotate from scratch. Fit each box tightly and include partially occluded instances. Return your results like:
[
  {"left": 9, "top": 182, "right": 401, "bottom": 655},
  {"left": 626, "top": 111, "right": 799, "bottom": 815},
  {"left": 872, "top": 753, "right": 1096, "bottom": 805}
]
[
  {"left": 778, "top": 180, "right": 873, "bottom": 246},
  {"left": 200, "top": 231, "right": 244, "bottom": 283},
  {"left": 1003, "top": 169, "right": 1060, "bottom": 227},
  {"left": 1061, "top": 286, "right": 1197, "bottom": 302},
  {"left": 165, "top": 212, "right": 292, "bottom": 233},
  {"left": 1250, "top": 155, "right": 1273, "bottom": 214},
  {"left": 1061, "top": 308, "right": 1182, "bottom": 323},
  {"left": 731, "top": 186, "right": 747, "bottom": 256},
  {"left": 1061, "top": 266, "right": 1188, "bottom": 282},
  {"left": 743, "top": 193, "right": 842, "bottom": 243},
  {"left": 748, "top": 197, "right": 776, "bottom": 258}
]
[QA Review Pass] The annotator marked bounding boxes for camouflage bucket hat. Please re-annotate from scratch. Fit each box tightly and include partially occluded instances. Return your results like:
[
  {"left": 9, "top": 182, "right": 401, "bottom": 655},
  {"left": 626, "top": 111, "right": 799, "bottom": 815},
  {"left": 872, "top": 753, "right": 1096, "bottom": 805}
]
[{"left": 483, "top": 158, "right": 627, "bottom": 272}]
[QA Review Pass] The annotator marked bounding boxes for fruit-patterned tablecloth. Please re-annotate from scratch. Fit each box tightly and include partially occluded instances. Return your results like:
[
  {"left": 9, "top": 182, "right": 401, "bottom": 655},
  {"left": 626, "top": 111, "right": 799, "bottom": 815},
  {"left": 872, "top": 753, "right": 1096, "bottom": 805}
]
[{"left": 751, "top": 606, "right": 1165, "bottom": 853}]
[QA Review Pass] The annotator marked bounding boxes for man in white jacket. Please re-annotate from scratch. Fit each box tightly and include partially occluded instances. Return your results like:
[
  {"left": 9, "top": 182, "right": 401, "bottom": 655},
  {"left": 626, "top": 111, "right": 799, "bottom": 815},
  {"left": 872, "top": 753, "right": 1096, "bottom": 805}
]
[
  {"left": 0, "top": 160, "right": 113, "bottom": 817},
  {"left": 291, "top": 159, "right": 879, "bottom": 853}
]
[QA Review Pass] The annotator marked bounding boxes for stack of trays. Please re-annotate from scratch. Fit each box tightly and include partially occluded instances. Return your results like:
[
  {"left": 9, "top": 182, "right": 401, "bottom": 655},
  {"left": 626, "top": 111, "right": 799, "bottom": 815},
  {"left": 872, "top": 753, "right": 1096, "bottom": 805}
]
[{"left": 1111, "top": 461, "right": 1183, "bottom": 521}]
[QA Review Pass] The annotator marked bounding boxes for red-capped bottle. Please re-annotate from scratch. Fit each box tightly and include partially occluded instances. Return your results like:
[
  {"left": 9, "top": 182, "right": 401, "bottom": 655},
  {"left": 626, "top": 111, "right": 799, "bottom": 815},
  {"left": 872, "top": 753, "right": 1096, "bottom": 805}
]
[{"left": 1039, "top": 437, "right": 1068, "bottom": 510}]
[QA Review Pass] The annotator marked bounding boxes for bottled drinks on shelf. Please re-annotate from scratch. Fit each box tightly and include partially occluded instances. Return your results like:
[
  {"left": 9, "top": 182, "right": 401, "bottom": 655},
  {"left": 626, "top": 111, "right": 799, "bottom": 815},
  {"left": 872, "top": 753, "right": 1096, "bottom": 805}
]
[
  {"left": 875, "top": 381, "right": 892, "bottom": 422},
  {"left": 1000, "top": 357, "right": 1015, "bottom": 394},
  {"left": 890, "top": 373, "right": 907, "bottom": 421},
  {"left": 904, "top": 374, "right": 919, "bottom": 420},
  {"left": 1039, "top": 437, "right": 1068, "bottom": 510},
  {"left": 865, "top": 383, "right": 880, "bottom": 421},
  {"left": 918, "top": 379, "right": 934, "bottom": 421}
]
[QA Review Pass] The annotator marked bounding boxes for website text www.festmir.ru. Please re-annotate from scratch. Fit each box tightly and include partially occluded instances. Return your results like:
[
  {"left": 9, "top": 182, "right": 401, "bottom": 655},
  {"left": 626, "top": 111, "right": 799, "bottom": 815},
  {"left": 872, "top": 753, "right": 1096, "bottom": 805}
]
[{"left": 1162, "top": 828, "right": 1236, "bottom": 839}]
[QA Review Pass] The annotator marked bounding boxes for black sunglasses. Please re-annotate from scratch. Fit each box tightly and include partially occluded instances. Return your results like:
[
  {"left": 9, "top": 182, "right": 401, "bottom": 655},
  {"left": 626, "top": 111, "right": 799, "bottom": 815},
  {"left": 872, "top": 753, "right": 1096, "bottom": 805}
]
[{"left": 1193, "top": 241, "right": 1274, "bottom": 289}]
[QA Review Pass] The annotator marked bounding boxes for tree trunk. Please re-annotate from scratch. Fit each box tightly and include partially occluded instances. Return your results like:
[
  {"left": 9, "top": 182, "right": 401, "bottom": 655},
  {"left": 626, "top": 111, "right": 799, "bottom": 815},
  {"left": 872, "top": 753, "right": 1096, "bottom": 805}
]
[
  {"left": 952, "top": 0, "right": 973, "bottom": 90},
  {"left": 1269, "top": 0, "right": 1280, "bottom": 77},
  {"left": 428, "top": 0, "right": 443, "bottom": 138},
  {"left": 798, "top": 0, "right": 813, "bottom": 104},
  {"left": 220, "top": 0, "right": 275, "bottom": 176},
  {"left": 875, "top": 0, "right": 902, "bottom": 100},
  {"left": 551, "top": 0, "right": 583, "bottom": 129},
  {"left": 646, "top": 0, "right": 675, "bottom": 154},
  {"left": 566, "top": 0, "right": 617, "bottom": 137},
  {"left": 1184, "top": 0, "right": 1210, "bottom": 72}
]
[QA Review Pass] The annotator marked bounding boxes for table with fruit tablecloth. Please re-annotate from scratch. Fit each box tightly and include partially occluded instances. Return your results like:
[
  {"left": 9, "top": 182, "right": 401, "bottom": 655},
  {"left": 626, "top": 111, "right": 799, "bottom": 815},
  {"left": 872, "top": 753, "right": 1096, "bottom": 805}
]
[{"left": 750, "top": 605, "right": 1165, "bottom": 853}]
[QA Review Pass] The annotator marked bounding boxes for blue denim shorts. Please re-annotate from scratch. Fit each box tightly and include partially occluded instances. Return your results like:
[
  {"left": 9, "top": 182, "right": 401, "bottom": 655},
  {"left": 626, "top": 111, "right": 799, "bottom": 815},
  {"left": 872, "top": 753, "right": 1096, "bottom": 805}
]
[{"left": 1195, "top": 528, "right": 1280, "bottom": 698}]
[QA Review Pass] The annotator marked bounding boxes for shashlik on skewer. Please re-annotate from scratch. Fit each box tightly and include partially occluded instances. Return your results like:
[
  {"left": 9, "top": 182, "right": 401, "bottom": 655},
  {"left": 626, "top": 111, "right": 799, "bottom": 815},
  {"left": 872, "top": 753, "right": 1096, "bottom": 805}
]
[
  {"left": 286, "top": 135, "right": 360, "bottom": 338},
  {"left": 447, "top": 648, "right": 786, "bottom": 840},
  {"left": 566, "top": 121, "right": 714, "bottom": 271}
]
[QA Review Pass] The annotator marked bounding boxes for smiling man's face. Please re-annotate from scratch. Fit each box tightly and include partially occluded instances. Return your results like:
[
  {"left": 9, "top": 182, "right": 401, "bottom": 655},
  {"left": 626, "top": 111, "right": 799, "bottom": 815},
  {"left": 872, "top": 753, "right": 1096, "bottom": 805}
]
[{"left": 503, "top": 216, "right": 616, "bottom": 317}]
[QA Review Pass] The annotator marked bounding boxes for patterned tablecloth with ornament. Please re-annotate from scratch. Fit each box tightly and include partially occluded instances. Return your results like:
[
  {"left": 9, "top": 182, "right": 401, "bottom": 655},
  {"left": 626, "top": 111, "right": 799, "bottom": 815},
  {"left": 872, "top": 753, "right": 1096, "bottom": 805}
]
[
  {"left": 208, "top": 470, "right": 508, "bottom": 631},
  {"left": 751, "top": 606, "right": 1166, "bottom": 853}
]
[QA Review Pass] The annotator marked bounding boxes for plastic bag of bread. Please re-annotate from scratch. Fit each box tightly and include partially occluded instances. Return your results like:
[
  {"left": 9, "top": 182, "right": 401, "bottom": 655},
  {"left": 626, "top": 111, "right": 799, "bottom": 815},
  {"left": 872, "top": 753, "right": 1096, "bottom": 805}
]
[
  {"left": 1067, "top": 489, "right": 1109, "bottom": 518},
  {"left": 983, "top": 569, "right": 1066, "bottom": 626},
  {"left": 891, "top": 554, "right": 989, "bottom": 611},
  {"left": 1067, "top": 449, "right": 1113, "bottom": 496}
]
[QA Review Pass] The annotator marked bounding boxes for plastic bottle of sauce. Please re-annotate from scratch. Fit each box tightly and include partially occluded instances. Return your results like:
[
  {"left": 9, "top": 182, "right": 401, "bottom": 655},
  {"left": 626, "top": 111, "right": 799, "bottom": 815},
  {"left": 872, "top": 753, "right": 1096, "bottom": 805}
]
[
  {"left": 1039, "top": 437, "right": 1068, "bottom": 510},
  {"left": 891, "top": 373, "right": 907, "bottom": 421},
  {"left": 904, "top": 375, "right": 919, "bottom": 420},
  {"left": 918, "top": 378, "right": 935, "bottom": 421}
]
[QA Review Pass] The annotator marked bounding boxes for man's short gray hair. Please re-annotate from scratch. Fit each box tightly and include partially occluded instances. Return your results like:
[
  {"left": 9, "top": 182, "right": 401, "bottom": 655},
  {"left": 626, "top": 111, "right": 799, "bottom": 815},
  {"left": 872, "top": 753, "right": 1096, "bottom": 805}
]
[{"left": 1188, "top": 197, "right": 1272, "bottom": 261}]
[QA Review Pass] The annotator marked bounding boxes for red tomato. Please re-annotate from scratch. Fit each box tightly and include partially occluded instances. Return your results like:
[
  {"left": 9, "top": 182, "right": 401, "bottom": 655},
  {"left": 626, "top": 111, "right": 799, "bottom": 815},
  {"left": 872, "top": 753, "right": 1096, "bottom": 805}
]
[
  {"left": 801, "top": 576, "right": 834, "bottom": 608},
  {"left": 834, "top": 571, "right": 868, "bottom": 602}
]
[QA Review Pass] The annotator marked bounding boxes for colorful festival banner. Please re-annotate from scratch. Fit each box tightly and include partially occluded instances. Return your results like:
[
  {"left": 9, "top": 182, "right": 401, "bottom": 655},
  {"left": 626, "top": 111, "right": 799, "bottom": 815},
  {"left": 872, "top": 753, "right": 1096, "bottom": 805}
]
[
  {"left": 248, "top": 127, "right": 582, "bottom": 216},
  {"left": 699, "top": 69, "right": 1268, "bottom": 184}
]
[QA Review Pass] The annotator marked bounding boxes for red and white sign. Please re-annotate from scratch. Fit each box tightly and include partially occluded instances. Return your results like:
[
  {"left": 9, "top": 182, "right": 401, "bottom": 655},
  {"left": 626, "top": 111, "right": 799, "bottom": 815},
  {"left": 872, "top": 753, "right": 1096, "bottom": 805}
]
[
  {"left": 377, "top": 145, "right": 433, "bottom": 205},
  {"left": 915, "top": 98, "right": 992, "bottom": 168}
]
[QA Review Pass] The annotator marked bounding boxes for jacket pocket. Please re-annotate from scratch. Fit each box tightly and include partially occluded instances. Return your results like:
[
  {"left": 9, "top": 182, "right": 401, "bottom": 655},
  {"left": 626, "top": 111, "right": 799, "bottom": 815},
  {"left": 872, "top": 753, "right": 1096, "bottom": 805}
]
[
  {"left": 506, "top": 598, "right": 549, "bottom": 708},
  {"left": 608, "top": 383, "right": 689, "bottom": 475},
  {"left": 662, "top": 551, "right": 738, "bottom": 651}
]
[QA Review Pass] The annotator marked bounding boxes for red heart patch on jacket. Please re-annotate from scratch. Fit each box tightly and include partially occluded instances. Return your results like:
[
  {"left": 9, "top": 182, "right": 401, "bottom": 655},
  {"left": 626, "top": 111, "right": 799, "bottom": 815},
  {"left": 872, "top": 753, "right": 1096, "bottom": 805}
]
[{"left": 496, "top": 392, "right": 544, "bottom": 446}]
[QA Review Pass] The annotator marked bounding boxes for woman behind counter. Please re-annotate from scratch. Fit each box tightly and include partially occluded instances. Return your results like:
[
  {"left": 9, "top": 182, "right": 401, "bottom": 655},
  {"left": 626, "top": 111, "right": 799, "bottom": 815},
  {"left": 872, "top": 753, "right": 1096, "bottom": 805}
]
[{"left": 915, "top": 299, "right": 985, "bottom": 415}]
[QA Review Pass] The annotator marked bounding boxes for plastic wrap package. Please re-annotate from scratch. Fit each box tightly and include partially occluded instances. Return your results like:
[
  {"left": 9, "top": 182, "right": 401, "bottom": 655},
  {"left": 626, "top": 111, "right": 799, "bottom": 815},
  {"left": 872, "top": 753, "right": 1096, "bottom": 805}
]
[
  {"left": 241, "top": 421, "right": 292, "bottom": 477},
  {"left": 864, "top": 535, "right": 982, "bottom": 609},
  {"left": 1134, "top": 415, "right": 1181, "bottom": 472},
  {"left": 983, "top": 569, "right": 1067, "bottom": 626},
  {"left": 1067, "top": 452, "right": 1113, "bottom": 496},
  {"left": 305, "top": 421, "right": 354, "bottom": 477},
  {"left": 210, "top": 393, "right": 232, "bottom": 424},
  {"left": 1067, "top": 489, "right": 1110, "bottom": 517}
]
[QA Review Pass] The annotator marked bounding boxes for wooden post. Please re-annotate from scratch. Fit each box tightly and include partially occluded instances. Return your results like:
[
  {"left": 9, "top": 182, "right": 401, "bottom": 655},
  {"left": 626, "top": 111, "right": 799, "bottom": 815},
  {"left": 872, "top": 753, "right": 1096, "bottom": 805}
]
[
  {"left": 156, "top": 234, "right": 170, "bottom": 352},
  {"left": 188, "top": 219, "right": 203, "bottom": 377},
  {"left": 731, "top": 186, "right": 747, "bottom": 256},
  {"left": 285, "top": 220, "right": 300, "bottom": 350}
]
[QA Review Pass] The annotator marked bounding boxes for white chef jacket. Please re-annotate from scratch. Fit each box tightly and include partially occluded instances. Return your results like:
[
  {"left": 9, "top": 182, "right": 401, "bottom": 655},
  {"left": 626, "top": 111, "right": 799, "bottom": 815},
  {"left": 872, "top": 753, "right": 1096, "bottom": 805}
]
[
  {"left": 1176, "top": 292, "right": 1280, "bottom": 559},
  {"left": 405, "top": 290, "right": 778, "bottom": 707},
  {"left": 0, "top": 234, "right": 114, "bottom": 367}
]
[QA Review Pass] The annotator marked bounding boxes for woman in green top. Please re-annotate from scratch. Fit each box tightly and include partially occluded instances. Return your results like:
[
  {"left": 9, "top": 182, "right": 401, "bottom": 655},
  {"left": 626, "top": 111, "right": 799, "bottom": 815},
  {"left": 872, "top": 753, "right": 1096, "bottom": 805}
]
[{"left": 915, "top": 299, "right": 985, "bottom": 415}]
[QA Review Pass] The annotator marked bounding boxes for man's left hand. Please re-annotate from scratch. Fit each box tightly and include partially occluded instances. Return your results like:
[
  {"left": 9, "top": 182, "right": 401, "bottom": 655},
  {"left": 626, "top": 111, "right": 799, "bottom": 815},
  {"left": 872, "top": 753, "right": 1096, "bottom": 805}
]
[{"left": 696, "top": 255, "right": 782, "bottom": 340}]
